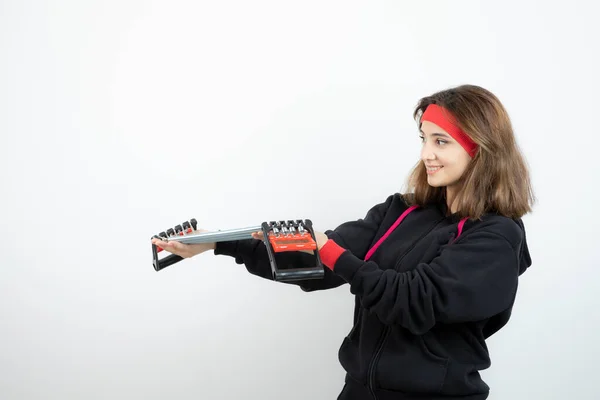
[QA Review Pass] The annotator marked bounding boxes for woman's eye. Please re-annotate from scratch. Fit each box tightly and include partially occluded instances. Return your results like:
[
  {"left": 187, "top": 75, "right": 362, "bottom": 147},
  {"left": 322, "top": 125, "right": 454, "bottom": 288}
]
[{"left": 419, "top": 134, "right": 447, "bottom": 145}]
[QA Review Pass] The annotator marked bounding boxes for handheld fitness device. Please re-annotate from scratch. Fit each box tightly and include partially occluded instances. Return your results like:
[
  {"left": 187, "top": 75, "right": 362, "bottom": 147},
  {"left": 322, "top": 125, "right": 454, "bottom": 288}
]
[{"left": 151, "top": 218, "right": 325, "bottom": 282}]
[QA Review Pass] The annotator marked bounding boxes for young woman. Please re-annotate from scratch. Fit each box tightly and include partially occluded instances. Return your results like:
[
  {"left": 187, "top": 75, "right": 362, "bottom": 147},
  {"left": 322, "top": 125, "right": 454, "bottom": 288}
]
[{"left": 152, "top": 84, "right": 534, "bottom": 400}]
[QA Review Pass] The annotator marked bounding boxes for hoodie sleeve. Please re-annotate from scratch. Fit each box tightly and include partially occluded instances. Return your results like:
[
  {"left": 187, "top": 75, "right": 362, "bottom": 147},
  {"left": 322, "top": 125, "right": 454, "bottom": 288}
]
[
  {"left": 317, "top": 219, "right": 524, "bottom": 334},
  {"left": 213, "top": 194, "right": 396, "bottom": 292}
]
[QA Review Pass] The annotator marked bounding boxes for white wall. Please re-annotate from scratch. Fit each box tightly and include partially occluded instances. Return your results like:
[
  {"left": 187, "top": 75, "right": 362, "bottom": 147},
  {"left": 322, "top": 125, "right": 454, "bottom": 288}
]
[{"left": 1, "top": 1, "right": 598, "bottom": 399}]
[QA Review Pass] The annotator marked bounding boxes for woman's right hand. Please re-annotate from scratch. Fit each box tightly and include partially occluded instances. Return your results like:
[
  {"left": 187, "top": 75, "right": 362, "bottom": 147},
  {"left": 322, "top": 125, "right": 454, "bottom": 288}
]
[{"left": 151, "top": 228, "right": 215, "bottom": 259}]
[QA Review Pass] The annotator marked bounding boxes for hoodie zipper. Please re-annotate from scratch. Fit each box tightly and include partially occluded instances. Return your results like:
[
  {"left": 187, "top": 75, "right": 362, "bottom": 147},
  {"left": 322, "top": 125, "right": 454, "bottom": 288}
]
[
  {"left": 366, "top": 217, "right": 445, "bottom": 399},
  {"left": 368, "top": 327, "right": 390, "bottom": 399}
]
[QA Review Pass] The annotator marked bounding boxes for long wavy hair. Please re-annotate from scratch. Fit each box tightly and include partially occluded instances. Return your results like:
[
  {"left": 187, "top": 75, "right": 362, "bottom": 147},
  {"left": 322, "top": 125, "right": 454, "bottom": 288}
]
[{"left": 404, "top": 84, "right": 535, "bottom": 220}]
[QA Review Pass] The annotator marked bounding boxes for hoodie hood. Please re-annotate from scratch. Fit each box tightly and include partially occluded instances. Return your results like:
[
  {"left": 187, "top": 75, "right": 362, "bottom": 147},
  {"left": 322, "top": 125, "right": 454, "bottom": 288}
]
[
  {"left": 513, "top": 218, "right": 532, "bottom": 276},
  {"left": 437, "top": 201, "right": 532, "bottom": 276},
  {"left": 480, "top": 216, "right": 531, "bottom": 338}
]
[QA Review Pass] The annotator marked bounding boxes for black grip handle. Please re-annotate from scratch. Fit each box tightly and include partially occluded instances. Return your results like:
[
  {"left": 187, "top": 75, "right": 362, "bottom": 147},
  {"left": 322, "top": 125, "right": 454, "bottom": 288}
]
[
  {"left": 151, "top": 240, "right": 184, "bottom": 271},
  {"left": 273, "top": 267, "right": 325, "bottom": 282}
]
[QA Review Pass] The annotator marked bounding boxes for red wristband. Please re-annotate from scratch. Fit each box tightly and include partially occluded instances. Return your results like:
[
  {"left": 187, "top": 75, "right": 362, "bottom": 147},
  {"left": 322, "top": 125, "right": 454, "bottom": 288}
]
[{"left": 318, "top": 239, "right": 347, "bottom": 270}]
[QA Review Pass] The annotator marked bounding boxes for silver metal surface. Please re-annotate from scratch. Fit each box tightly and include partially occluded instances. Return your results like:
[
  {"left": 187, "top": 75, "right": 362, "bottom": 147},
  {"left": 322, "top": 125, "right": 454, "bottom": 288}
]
[{"left": 164, "top": 225, "right": 262, "bottom": 244}]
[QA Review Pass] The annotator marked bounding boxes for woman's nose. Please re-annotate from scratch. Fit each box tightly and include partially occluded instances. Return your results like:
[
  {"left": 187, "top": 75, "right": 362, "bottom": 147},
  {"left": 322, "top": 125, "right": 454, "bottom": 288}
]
[{"left": 421, "top": 144, "right": 436, "bottom": 161}]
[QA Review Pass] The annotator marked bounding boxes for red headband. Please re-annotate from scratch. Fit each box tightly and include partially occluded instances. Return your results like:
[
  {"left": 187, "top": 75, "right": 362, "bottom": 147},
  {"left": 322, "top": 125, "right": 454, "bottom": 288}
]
[{"left": 420, "top": 104, "right": 478, "bottom": 157}]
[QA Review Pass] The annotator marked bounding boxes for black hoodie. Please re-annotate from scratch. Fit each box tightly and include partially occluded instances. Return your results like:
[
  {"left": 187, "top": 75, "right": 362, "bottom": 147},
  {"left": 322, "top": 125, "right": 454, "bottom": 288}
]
[{"left": 214, "top": 193, "right": 531, "bottom": 400}]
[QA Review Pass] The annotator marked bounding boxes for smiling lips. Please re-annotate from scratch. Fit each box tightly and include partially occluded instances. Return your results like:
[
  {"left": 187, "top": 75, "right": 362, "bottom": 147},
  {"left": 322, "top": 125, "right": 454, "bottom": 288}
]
[{"left": 426, "top": 165, "right": 443, "bottom": 175}]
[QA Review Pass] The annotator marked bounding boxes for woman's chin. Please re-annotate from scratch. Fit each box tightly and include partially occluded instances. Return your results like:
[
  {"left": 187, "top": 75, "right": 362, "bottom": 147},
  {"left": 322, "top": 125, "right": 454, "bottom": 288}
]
[{"left": 426, "top": 177, "right": 445, "bottom": 187}]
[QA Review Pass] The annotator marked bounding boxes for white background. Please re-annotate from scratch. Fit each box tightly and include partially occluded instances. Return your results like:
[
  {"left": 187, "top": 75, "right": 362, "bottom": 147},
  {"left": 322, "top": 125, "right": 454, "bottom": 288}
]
[{"left": 1, "top": 1, "right": 598, "bottom": 399}]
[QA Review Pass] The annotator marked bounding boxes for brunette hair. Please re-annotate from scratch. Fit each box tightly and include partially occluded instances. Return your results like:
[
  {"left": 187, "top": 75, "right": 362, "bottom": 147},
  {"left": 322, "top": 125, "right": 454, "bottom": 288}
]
[{"left": 403, "top": 84, "right": 535, "bottom": 220}]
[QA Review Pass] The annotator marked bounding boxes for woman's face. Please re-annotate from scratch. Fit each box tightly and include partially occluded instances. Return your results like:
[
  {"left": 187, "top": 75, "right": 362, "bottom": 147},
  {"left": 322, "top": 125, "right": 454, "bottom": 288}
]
[{"left": 419, "top": 120, "right": 471, "bottom": 189}]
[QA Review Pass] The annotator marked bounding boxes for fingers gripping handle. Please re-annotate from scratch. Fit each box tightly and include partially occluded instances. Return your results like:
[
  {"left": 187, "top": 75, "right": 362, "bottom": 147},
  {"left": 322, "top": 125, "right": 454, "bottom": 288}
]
[{"left": 151, "top": 218, "right": 198, "bottom": 271}]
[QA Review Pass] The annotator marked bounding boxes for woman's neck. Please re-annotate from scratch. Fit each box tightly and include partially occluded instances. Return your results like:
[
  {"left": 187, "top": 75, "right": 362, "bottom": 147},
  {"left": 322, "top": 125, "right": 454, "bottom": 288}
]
[{"left": 445, "top": 186, "right": 458, "bottom": 214}]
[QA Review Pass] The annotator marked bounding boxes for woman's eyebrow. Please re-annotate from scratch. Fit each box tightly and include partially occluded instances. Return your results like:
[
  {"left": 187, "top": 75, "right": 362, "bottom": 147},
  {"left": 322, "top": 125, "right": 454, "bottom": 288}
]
[{"left": 420, "top": 130, "right": 451, "bottom": 138}]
